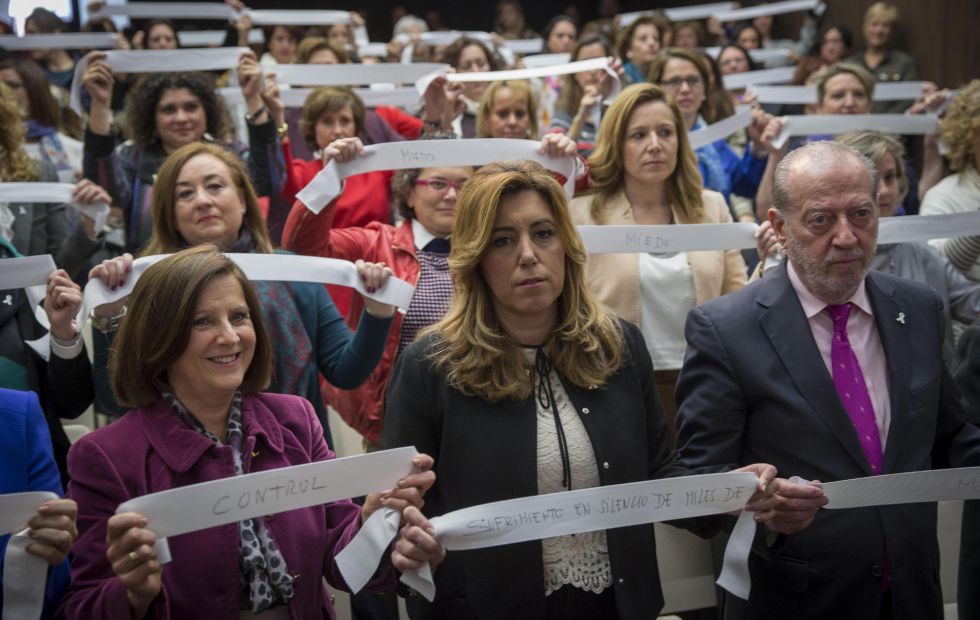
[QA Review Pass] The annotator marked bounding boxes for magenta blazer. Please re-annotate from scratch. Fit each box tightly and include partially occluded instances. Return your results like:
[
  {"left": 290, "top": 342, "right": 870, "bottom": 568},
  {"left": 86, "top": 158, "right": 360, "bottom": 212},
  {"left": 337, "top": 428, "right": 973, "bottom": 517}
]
[{"left": 60, "top": 392, "right": 394, "bottom": 619}]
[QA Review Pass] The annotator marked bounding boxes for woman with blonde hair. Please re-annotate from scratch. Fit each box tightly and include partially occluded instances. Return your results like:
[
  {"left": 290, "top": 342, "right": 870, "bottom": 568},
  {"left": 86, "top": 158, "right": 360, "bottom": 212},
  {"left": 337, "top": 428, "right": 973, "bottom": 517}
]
[
  {"left": 87, "top": 142, "right": 395, "bottom": 443},
  {"left": 384, "top": 159, "right": 781, "bottom": 619},
  {"left": 570, "top": 83, "right": 747, "bottom": 419},
  {"left": 920, "top": 80, "right": 980, "bottom": 281},
  {"left": 844, "top": 1, "right": 917, "bottom": 113},
  {"left": 476, "top": 80, "right": 539, "bottom": 139}
]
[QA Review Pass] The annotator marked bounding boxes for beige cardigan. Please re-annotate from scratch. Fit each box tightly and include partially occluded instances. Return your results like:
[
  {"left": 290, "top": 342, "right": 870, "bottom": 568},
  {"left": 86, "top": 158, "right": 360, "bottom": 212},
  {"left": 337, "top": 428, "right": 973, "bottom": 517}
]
[{"left": 570, "top": 188, "right": 747, "bottom": 326}]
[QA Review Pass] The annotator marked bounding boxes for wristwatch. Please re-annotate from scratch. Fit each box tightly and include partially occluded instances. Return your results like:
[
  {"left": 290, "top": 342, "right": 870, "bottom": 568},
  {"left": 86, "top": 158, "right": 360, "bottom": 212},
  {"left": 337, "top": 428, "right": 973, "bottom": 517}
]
[{"left": 90, "top": 306, "right": 127, "bottom": 334}]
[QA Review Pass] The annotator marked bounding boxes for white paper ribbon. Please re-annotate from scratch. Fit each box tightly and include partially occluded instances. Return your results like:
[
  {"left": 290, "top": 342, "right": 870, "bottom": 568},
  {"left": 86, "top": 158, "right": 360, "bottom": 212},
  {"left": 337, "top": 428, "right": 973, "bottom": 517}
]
[
  {"left": 336, "top": 508, "right": 403, "bottom": 593},
  {"left": 89, "top": 2, "right": 236, "bottom": 20},
  {"left": 117, "top": 447, "right": 417, "bottom": 567},
  {"left": 520, "top": 53, "right": 571, "bottom": 69},
  {"left": 502, "top": 39, "right": 544, "bottom": 55},
  {"left": 619, "top": 3, "right": 737, "bottom": 27},
  {"left": 69, "top": 48, "right": 249, "bottom": 116},
  {"left": 704, "top": 46, "right": 793, "bottom": 65},
  {"left": 177, "top": 28, "right": 264, "bottom": 47},
  {"left": 772, "top": 114, "right": 939, "bottom": 149},
  {"left": 749, "top": 82, "right": 927, "bottom": 105},
  {"left": 713, "top": 0, "right": 819, "bottom": 22},
  {"left": 435, "top": 57, "right": 615, "bottom": 86},
  {"left": 219, "top": 86, "right": 421, "bottom": 110},
  {"left": 722, "top": 66, "right": 797, "bottom": 91},
  {"left": 0, "top": 183, "right": 109, "bottom": 232},
  {"left": 296, "top": 139, "right": 577, "bottom": 214},
  {"left": 1, "top": 491, "right": 59, "bottom": 620},
  {"left": 688, "top": 105, "right": 754, "bottom": 150},
  {"left": 879, "top": 211, "right": 980, "bottom": 244},
  {"left": 0, "top": 255, "right": 55, "bottom": 292},
  {"left": 395, "top": 31, "right": 493, "bottom": 47},
  {"left": 0, "top": 33, "right": 118, "bottom": 50},
  {"left": 245, "top": 10, "right": 350, "bottom": 26},
  {"left": 356, "top": 43, "right": 389, "bottom": 58},
  {"left": 80, "top": 253, "right": 416, "bottom": 324},
  {"left": 578, "top": 222, "right": 760, "bottom": 254},
  {"left": 271, "top": 63, "right": 447, "bottom": 87}
]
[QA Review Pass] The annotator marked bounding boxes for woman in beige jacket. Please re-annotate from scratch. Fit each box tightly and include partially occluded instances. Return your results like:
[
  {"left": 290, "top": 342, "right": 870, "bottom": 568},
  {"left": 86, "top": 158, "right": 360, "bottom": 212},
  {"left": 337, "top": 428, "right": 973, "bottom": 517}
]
[{"left": 570, "top": 83, "right": 747, "bottom": 423}]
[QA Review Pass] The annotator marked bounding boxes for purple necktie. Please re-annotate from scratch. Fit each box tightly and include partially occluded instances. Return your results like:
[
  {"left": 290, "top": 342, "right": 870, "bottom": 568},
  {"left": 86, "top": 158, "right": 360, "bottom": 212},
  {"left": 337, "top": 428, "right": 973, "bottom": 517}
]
[
  {"left": 828, "top": 303, "right": 884, "bottom": 474},
  {"left": 828, "top": 303, "right": 890, "bottom": 590}
]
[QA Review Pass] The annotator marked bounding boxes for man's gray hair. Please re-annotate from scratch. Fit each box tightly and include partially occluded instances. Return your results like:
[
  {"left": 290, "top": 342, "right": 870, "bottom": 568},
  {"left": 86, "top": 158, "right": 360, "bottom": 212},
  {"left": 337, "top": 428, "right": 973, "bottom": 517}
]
[{"left": 771, "top": 141, "right": 879, "bottom": 214}]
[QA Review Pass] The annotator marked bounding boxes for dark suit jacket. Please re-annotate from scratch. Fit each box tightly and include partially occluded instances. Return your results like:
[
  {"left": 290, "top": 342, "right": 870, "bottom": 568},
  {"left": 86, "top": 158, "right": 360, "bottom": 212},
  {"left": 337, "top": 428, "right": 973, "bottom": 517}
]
[
  {"left": 675, "top": 262, "right": 980, "bottom": 620},
  {"left": 384, "top": 319, "right": 718, "bottom": 620}
]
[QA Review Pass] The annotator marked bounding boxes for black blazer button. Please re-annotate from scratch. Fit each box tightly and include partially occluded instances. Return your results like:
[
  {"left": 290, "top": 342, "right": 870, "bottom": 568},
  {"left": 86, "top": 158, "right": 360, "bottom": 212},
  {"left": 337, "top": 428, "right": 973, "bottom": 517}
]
[{"left": 871, "top": 565, "right": 883, "bottom": 578}]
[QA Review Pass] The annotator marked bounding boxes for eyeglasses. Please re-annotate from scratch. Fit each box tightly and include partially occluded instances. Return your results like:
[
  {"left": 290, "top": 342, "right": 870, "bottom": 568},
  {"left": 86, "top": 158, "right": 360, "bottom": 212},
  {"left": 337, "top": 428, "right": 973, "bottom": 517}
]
[
  {"left": 660, "top": 76, "right": 703, "bottom": 89},
  {"left": 415, "top": 178, "right": 465, "bottom": 192}
]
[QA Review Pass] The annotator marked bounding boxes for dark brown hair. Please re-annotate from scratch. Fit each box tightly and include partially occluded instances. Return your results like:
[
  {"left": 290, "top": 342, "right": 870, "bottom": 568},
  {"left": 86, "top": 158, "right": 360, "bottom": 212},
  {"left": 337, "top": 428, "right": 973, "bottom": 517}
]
[
  {"left": 110, "top": 245, "right": 273, "bottom": 407},
  {"left": 0, "top": 57, "right": 60, "bottom": 128},
  {"left": 125, "top": 72, "right": 229, "bottom": 149}
]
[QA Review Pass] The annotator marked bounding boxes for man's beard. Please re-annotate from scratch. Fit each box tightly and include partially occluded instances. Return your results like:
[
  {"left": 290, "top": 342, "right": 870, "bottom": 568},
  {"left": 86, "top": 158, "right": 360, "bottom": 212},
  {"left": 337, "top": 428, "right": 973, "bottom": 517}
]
[{"left": 783, "top": 228, "right": 873, "bottom": 306}]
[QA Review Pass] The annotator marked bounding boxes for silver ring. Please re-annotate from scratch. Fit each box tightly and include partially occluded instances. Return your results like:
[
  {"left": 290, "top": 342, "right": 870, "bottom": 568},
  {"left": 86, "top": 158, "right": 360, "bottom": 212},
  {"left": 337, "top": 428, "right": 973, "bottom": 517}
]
[{"left": 128, "top": 551, "right": 139, "bottom": 562}]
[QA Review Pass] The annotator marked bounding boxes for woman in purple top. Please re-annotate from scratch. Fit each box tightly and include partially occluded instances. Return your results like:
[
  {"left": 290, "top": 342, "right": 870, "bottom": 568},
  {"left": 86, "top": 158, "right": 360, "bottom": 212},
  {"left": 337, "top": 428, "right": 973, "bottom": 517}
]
[{"left": 62, "top": 246, "right": 435, "bottom": 619}]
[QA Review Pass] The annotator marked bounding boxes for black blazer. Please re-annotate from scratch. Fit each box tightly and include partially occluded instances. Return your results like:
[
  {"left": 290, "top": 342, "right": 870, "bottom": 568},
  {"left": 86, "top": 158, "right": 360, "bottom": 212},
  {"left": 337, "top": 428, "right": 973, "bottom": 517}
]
[
  {"left": 385, "top": 319, "right": 717, "bottom": 620},
  {"left": 675, "top": 262, "right": 980, "bottom": 620}
]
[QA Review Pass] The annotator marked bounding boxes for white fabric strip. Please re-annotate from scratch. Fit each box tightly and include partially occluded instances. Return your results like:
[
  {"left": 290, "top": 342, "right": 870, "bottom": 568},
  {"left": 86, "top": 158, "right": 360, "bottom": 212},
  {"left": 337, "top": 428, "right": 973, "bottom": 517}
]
[
  {"left": 439, "top": 57, "right": 612, "bottom": 84},
  {"left": 879, "top": 211, "right": 980, "bottom": 244},
  {"left": 503, "top": 39, "right": 544, "bottom": 55},
  {"left": 395, "top": 31, "right": 493, "bottom": 46},
  {"left": 749, "top": 82, "right": 926, "bottom": 105},
  {"left": 0, "top": 255, "right": 55, "bottom": 292},
  {"left": 520, "top": 53, "right": 571, "bottom": 69},
  {"left": 118, "top": 447, "right": 417, "bottom": 566},
  {"left": 715, "top": 509, "right": 756, "bottom": 600},
  {"left": 177, "top": 28, "right": 264, "bottom": 47},
  {"left": 0, "top": 183, "right": 109, "bottom": 232},
  {"left": 296, "top": 139, "right": 577, "bottom": 214},
  {"left": 722, "top": 66, "right": 797, "bottom": 91},
  {"left": 397, "top": 473, "right": 760, "bottom": 600},
  {"left": 703, "top": 46, "right": 793, "bottom": 64},
  {"left": 578, "top": 223, "right": 760, "bottom": 254},
  {"left": 245, "top": 10, "right": 351, "bottom": 26},
  {"left": 1, "top": 491, "right": 59, "bottom": 620},
  {"left": 0, "top": 33, "right": 118, "bottom": 50},
  {"left": 772, "top": 114, "right": 938, "bottom": 149},
  {"left": 89, "top": 2, "right": 236, "bottom": 20},
  {"left": 80, "top": 253, "right": 416, "bottom": 323},
  {"left": 356, "top": 43, "right": 389, "bottom": 58},
  {"left": 619, "top": 3, "right": 737, "bottom": 27},
  {"left": 688, "top": 105, "right": 753, "bottom": 150},
  {"left": 219, "top": 86, "right": 421, "bottom": 110},
  {"left": 272, "top": 63, "right": 448, "bottom": 87},
  {"left": 714, "top": 0, "right": 819, "bottom": 22},
  {"left": 69, "top": 48, "right": 249, "bottom": 115},
  {"left": 336, "top": 508, "right": 402, "bottom": 593}
]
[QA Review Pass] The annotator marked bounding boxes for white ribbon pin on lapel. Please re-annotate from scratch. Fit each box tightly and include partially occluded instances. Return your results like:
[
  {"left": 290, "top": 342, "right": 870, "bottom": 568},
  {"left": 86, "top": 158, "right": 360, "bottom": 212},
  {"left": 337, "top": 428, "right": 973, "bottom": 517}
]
[{"left": 896, "top": 313, "right": 906, "bottom": 325}]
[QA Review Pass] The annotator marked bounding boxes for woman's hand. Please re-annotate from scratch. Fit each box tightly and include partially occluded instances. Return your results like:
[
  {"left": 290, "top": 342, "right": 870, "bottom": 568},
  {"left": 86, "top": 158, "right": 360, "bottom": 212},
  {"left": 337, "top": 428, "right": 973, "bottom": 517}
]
[
  {"left": 260, "top": 72, "right": 285, "bottom": 129},
  {"left": 237, "top": 51, "right": 267, "bottom": 119},
  {"left": 73, "top": 179, "right": 112, "bottom": 238},
  {"left": 81, "top": 51, "right": 114, "bottom": 110},
  {"left": 26, "top": 499, "right": 78, "bottom": 566},
  {"left": 422, "top": 76, "right": 459, "bottom": 130},
  {"left": 747, "top": 109, "right": 773, "bottom": 153},
  {"left": 757, "top": 115, "right": 787, "bottom": 158},
  {"left": 356, "top": 259, "right": 395, "bottom": 318},
  {"left": 754, "top": 220, "right": 781, "bottom": 265},
  {"left": 538, "top": 133, "right": 577, "bottom": 158},
  {"left": 577, "top": 84, "right": 601, "bottom": 115},
  {"left": 361, "top": 454, "right": 436, "bottom": 522},
  {"left": 321, "top": 136, "right": 365, "bottom": 166},
  {"left": 131, "top": 29, "right": 145, "bottom": 50},
  {"left": 106, "top": 512, "right": 163, "bottom": 616},
  {"left": 44, "top": 270, "right": 83, "bottom": 341},
  {"left": 391, "top": 506, "right": 445, "bottom": 572},
  {"left": 88, "top": 253, "right": 133, "bottom": 318}
]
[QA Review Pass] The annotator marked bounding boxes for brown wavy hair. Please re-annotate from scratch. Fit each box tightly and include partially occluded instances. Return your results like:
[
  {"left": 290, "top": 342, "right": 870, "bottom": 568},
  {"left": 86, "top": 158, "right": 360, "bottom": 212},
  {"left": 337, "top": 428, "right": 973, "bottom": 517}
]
[
  {"left": 143, "top": 142, "right": 274, "bottom": 256},
  {"left": 0, "top": 83, "right": 38, "bottom": 182},
  {"left": 938, "top": 80, "right": 980, "bottom": 173},
  {"left": 421, "top": 160, "right": 624, "bottom": 401},
  {"left": 125, "top": 72, "right": 229, "bottom": 149},
  {"left": 299, "top": 86, "right": 365, "bottom": 152},
  {"left": 586, "top": 83, "right": 704, "bottom": 223}
]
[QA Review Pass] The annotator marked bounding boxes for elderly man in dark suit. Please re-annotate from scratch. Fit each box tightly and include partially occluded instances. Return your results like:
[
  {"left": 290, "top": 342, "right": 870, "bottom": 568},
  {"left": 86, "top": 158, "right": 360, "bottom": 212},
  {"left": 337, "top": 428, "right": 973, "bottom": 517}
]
[{"left": 675, "top": 140, "right": 980, "bottom": 620}]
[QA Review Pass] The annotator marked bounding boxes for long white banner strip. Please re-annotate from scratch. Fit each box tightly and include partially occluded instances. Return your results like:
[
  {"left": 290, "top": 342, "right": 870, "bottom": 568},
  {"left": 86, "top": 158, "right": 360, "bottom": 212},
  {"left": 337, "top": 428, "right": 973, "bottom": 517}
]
[
  {"left": 703, "top": 46, "right": 793, "bottom": 64},
  {"left": 395, "top": 31, "right": 493, "bottom": 46},
  {"left": 397, "top": 472, "right": 759, "bottom": 600},
  {"left": 749, "top": 82, "right": 927, "bottom": 105},
  {"left": 619, "top": 3, "right": 737, "bottom": 27},
  {"left": 272, "top": 63, "right": 448, "bottom": 87},
  {"left": 503, "top": 39, "right": 544, "bottom": 55},
  {"left": 0, "top": 33, "right": 118, "bottom": 50},
  {"left": 69, "top": 47, "right": 249, "bottom": 116},
  {"left": 772, "top": 114, "right": 939, "bottom": 149},
  {"left": 0, "top": 255, "right": 55, "bottom": 292},
  {"left": 297, "top": 139, "right": 577, "bottom": 214},
  {"left": 118, "top": 447, "right": 416, "bottom": 542},
  {"left": 89, "top": 2, "right": 236, "bottom": 20},
  {"left": 80, "top": 253, "right": 416, "bottom": 322},
  {"left": 688, "top": 105, "right": 753, "bottom": 150},
  {"left": 0, "top": 183, "right": 109, "bottom": 232},
  {"left": 714, "top": 0, "right": 819, "bottom": 22},
  {"left": 218, "top": 86, "right": 421, "bottom": 110},
  {"left": 356, "top": 43, "right": 389, "bottom": 58},
  {"left": 245, "top": 10, "right": 351, "bottom": 26},
  {"left": 578, "top": 223, "right": 759, "bottom": 254},
  {"left": 177, "top": 28, "right": 264, "bottom": 47},
  {"left": 576, "top": 212, "right": 980, "bottom": 255},
  {"left": 1, "top": 492, "right": 59, "bottom": 620},
  {"left": 336, "top": 508, "right": 402, "bottom": 593},
  {"left": 441, "top": 56, "right": 611, "bottom": 84},
  {"left": 821, "top": 467, "right": 980, "bottom": 509},
  {"left": 722, "top": 66, "right": 797, "bottom": 91},
  {"left": 520, "top": 53, "right": 571, "bottom": 69}
]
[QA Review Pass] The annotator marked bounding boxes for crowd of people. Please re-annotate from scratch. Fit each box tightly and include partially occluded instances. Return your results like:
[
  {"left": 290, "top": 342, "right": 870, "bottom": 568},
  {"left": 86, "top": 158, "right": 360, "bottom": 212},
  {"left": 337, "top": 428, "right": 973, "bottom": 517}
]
[{"left": 1, "top": 1, "right": 979, "bottom": 619}]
